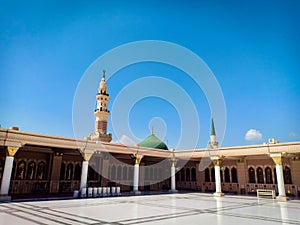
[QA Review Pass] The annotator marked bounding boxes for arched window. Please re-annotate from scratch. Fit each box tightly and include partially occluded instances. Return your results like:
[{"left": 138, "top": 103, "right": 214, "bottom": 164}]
[
  {"left": 145, "top": 167, "right": 149, "bottom": 180},
  {"left": 111, "top": 165, "right": 116, "bottom": 180},
  {"left": 158, "top": 168, "right": 162, "bottom": 179},
  {"left": 150, "top": 168, "right": 154, "bottom": 180},
  {"left": 180, "top": 168, "right": 185, "bottom": 181},
  {"left": 205, "top": 168, "right": 210, "bottom": 182},
  {"left": 0, "top": 159, "right": 4, "bottom": 180},
  {"left": 123, "top": 166, "right": 128, "bottom": 180},
  {"left": 176, "top": 171, "right": 179, "bottom": 181},
  {"left": 211, "top": 167, "right": 215, "bottom": 182},
  {"left": 66, "top": 163, "right": 73, "bottom": 180},
  {"left": 27, "top": 161, "right": 36, "bottom": 180},
  {"left": 220, "top": 170, "right": 223, "bottom": 182},
  {"left": 186, "top": 168, "right": 191, "bottom": 181},
  {"left": 284, "top": 166, "right": 292, "bottom": 184},
  {"left": 117, "top": 166, "right": 122, "bottom": 180},
  {"left": 74, "top": 164, "right": 81, "bottom": 180},
  {"left": 257, "top": 167, "right": 264, "bottom": 184},
  {"left": 224, "top": 167, "right": 230, "bottom": 183},
  {"left": 88, "top": 165, "right": 97, "bottom": 180},
  {"left": 274, "top": 168, "right": 277, "bottom": 184},
  {"left": 191, "top": 168, "right": 196, "bottom": 181},
  {"left": 37, "top": 162, "right": 46, "bottom": 180},
  {"left": 265, "top": 167, "right": 273, "bottom": 184},
  {"left": 17, "top": 161, "right": 26, "bottom": 180},
  {"left": 154, "top": 168, "right": 158, "bottom": 180},
  {"left": 60, "top": 163, "right": 65, "bottom": 180},
  {"left": 248, "top": 167, "right": 256, "bottom": 183},
  {"left": 129, "top": 166, "right": 134, "bottom": 180},
  {"left": 231, "top": 168, "right": 238, "bottom": 183}
]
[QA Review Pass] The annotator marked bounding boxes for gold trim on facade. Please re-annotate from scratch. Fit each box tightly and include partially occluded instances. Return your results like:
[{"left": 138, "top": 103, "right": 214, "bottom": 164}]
[{"left": 6, "top": 146, "right": 19, "bottom": 157}]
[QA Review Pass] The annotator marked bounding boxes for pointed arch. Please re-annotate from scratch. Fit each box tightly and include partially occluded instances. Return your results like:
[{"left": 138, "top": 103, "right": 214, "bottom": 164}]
[
  {"left": 191, "top": 168, "right": 196, "bottom": 181},
  {"left": 186, "top": 168, "right": 190, "bottom": 181},
  {"left": 176, "top": 170, "right": 179, "bottom": 181},
  {"left": 220, "top": 169, "right": 223, "bottom": 182},
  {"left": 123, "top": 166, "right": 127, "bottom": 180},
  {"left": 74, "top": 163, "right": 81, "bottom": 180},
  {"left": 66, "top": 163, "right": 73, "bottom": 180},
  {"left": 231, "top": 167, "right": 238, "bottom": 183},
  {"left": 257, "top": 167, "right": 264, "bottom": 184},
  {"left": 88, "top": 164, "right": 97, "bottom": 180},
  {"left": 117, "top": 165, "right": 122, "bottom": 180},
  {"left": 37, "top": 161, "right": 46, "bottom": 180},
  {"left": 283, "top": 166, "right": 292, "bottom": 184},
  {"left": 265, "top": 167, "right": 273, "bottom": 184},
  {"left": 158, "top": 168, "right": 162, "bottom": 179},
  {"left": 128, "top": 166, "right": 134, "bottom": 180},
  {"left": 205, "top": 168, "right": 210, "bottom": 182},
  {"left": 27, "top": 161, "right": 36, "bottom": 180},
  {"left": 224, "top": 167, "right": 230, "bottom": 183},
  {"left": 145, "top": 167, "right": 149, "bottom": 180},
  {"left": 111, "top": 165, "right": 116, "bottom": 180},
  {"left": 17, "top": 160, "right": 26, "bottom": 180},
  {"left": 180, "top": 168, "right": 185, "bottom": 181},
  {"left": 154, "top": 168, "right": 158, "bottom": 180},
  {"left": 150, "top": 168, "right": 154, "bottom": 180},
  {"left": 211, "top": 167, "right": 215, "bottom": 182},
  {"left": 274, "top": 168, "right": 277, "bottom": 184},
  {"left": 60, "top": 162, "right": 65, "bottom": 180},
  {"left": 248, "top": 167, "right": 255, "bottom": 183}
]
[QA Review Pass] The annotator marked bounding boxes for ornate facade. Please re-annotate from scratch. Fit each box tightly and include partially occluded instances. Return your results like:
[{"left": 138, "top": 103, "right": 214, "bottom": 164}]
[{"left": 1, "top": 73, "right": 300, "bottom": 201}]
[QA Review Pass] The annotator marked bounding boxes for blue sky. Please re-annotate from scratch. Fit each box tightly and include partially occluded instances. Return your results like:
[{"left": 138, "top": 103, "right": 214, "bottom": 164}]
[{"left": 1, "top": 0, "right": 300, "bottom": 149}]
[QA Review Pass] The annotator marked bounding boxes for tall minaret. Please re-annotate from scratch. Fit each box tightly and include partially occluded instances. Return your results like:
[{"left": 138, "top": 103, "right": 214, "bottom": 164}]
[
  {"left": 209, "top": 117, "right": 218, "bottom": 149},
  {"left": 89, "top": 70, "right": 112, "bottom": 142}
]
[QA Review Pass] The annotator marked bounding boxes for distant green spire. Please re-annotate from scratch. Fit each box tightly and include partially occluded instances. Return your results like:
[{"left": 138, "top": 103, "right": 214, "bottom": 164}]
[{"left": 211, "top": 117, "right": 216, "bottom": 136}]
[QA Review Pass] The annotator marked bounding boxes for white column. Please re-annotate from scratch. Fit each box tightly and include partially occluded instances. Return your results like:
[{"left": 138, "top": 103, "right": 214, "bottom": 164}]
[
  {"left": 215, "top": 165, "right": 222, "bottom": 194},
  {"left": 276, "top": 164, "right": 286, "bottom": 197},
  {"left": 133, "top": 163, "right": 139, "bottom": 192},
  {"left": 211, "top": 156, "right": 224, "bottom": 197},
  {"left": 80, "top": 161, "right": 89, "bottom": 190},
  {"left": 0, "top": 156, "right": 14, "bottom": 195},
  {"left": 215, "top": 166, "right": 222, "bottom": 193},
  {"left": 171, "top": 164, "right": 176, "bottom": 191},
  {"left": 133, "top": 156, "right": 142, "bottom": 194},
  {"left": 170, "top": 159, "right": 178, "bottom": 193},
  {"left": 270, "top": 153, "right": 288, "bottom": 201}
]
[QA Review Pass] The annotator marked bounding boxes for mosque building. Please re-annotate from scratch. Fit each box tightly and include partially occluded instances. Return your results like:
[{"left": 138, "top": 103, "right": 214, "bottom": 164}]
[{"left": 0, "top": 71, "right": 300, "bottom": 201}]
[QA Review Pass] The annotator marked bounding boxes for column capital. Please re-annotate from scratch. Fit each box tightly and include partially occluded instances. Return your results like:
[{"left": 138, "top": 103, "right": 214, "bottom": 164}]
[
  {"left": 170, "top": 157, "right": 177, "bottom": 167},
  {"left": 133, "top": 154, "right": 143, "bottom": 165},
  {"left": 6, "top": 146, "right": 20, "bottom": 157},
  {"left": 210, "top": 156, "right": 224, "bottom": 166},
  {"left": 270, "top": 153, "right": 286, "bottom": 165},
  {"left": 81, "top": 153, "right": 93, "bottom": 161}
]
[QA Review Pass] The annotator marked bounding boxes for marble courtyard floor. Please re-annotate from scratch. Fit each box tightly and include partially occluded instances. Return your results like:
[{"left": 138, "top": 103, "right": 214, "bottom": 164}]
[{"left": 0, "top": 193, "right": 300, "bottom": 225}]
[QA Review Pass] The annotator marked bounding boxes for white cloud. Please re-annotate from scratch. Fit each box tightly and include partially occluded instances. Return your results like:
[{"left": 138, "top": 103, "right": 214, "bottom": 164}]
[
  {"left": 289, "top": 132, "right": 297, "bottom": 137},
  {"left": 117, "top": 135, "right": 137, "bottom": 146},
  {"left": 245, "top": 129, "right": 263, "bottom": 141}
]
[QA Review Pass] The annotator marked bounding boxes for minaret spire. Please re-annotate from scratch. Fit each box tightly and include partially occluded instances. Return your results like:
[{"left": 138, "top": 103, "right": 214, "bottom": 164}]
[
  {"left": 209, "top": 116, "right": 218, "bottom": 149},
  {"left": 211, "top": 117, "right": 216, "bottom": 136}
]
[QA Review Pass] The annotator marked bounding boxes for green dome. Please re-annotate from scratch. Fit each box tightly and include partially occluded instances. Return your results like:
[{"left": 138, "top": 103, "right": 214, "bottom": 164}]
[{"left": 139, "top": 134, "right": 168, "bottom": 150}]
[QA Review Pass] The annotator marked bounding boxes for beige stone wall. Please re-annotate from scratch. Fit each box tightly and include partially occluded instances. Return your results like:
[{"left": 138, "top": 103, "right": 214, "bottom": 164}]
[{"left": 1, "top": 140, "right": 300, "bottom": 197}]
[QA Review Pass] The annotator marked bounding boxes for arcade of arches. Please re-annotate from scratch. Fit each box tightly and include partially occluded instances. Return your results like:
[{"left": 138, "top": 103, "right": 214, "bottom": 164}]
[{"left": 0, "top": 133, "right": 300, "bottom": 200}]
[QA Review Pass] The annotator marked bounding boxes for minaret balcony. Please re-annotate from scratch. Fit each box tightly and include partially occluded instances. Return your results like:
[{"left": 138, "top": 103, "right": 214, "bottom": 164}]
[
  {"left": 94, "top": 109, "right": 110, "bottom": 113},
  {"left": 97, "top": 92, "right": 109, "bottom": 96}
]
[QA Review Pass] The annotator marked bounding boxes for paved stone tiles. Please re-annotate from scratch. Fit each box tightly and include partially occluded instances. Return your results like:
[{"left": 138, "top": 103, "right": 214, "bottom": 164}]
[{"left": 0, "top": 193, "right": 300, "bottom": 224}]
